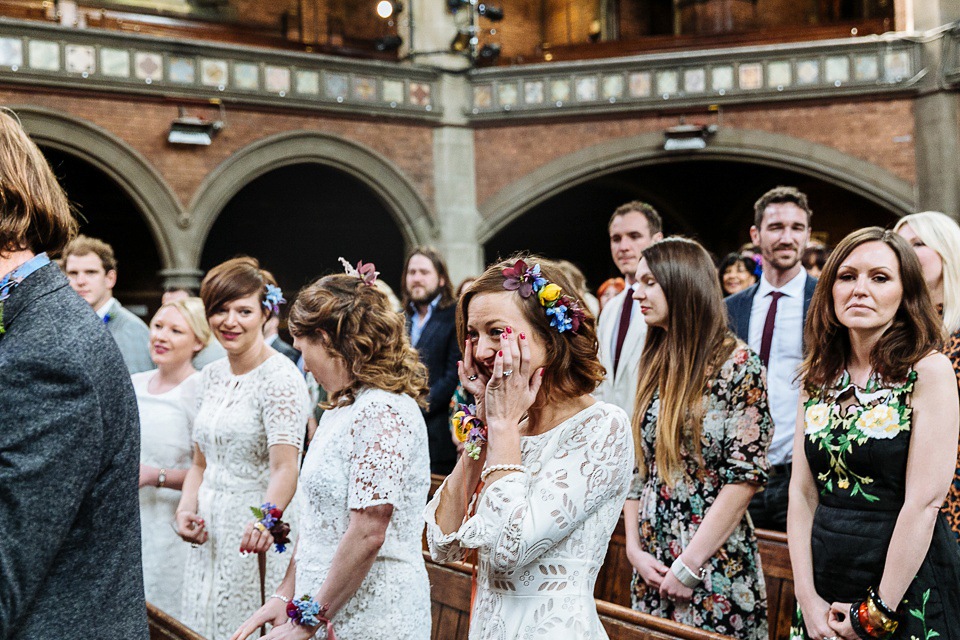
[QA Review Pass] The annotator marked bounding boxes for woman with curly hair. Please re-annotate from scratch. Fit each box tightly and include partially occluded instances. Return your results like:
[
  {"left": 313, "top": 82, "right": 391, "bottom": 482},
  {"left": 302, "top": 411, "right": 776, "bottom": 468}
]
[
  {"left": 424, "top": 255, "right": 634, "bottom": 639},
  {"left": 231, "top": 262, "right": 431, "bottom": 640}
]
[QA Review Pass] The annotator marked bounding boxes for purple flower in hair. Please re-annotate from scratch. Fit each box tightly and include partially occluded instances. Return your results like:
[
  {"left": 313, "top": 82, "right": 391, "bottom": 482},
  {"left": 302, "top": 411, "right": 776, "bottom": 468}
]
[
  {"left": 502, "top": 260, "right": 547, "bottom": 298},
  {"left": 263, "top": 284, "right": 285, "bottom": 314}
]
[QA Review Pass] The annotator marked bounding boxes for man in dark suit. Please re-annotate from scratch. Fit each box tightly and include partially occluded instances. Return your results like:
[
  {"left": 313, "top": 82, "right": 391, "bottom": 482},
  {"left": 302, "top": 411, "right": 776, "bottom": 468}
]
[
  {"left": 403, "top": 247, "right": 460, "bottom": 475},
  {"left": 0, "top": 111, "right": 149, "bottom": 639},
  {"left": 726, "top": 186, "right": 816, "bottom": 531}
]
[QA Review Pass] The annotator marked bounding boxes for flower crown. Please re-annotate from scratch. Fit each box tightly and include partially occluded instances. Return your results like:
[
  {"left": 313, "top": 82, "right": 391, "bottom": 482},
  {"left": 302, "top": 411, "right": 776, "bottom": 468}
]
[
  {"left": 263, "top": 284, "right": 285, "bottom": 315},
  {"left": 502, "top": 259, "right": 585, "bottom": 333},
  {"left": 339, "top": 257, "right": 379, "bottom": 287}
]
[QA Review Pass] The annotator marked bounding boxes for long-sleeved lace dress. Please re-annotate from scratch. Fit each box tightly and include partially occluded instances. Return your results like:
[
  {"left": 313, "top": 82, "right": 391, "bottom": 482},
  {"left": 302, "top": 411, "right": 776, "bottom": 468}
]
[{"left": 424, "top": 401, "right": 633, "bottom": 640}]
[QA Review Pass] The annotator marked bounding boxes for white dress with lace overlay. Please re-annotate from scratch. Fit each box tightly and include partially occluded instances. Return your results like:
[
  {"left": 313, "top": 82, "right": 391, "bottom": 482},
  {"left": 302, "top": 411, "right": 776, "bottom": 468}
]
[
  {"left": 180, "top": 354, "right": 307, "bottom": 639},
  {"left": 424, "top": 401, "right": 633, "bottom": 640},
  {"left": 296, "top": 387, "right": 431, "bottom": 639}
]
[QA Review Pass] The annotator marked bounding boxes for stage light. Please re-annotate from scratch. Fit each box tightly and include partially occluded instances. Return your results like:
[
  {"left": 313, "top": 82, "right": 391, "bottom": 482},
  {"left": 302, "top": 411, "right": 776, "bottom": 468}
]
[
  {"left": 477, "top": 43, "right": 501, "bottom": 61},
  {"left": 376, "top": 1, "right": 402, "bottom": 18},
  {"left": 662, "top": 124, "right": 716, "bottom": 151},
  {"left": 450, "top": 29, "right": 472, "bottom": 52},
  {"left": 447, "top": 0, "right": 469, "bottom": 11},
  {"left": 167, "top": 105, "right": 224, "bottom": 146},
  {"left": 477, "top": 4, "right": 503, "bottom": 21},
  {"left": 375, "top": 35, "right": 403, "bottom": 51}
]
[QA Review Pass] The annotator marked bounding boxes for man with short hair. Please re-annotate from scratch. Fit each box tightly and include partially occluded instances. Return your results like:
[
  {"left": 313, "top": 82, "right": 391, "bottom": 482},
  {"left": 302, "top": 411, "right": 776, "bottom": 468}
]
[
  {"left": 64, "top": 235, "right": 153, "bottom": 374},
  {"left": 596, "top": 201, "right": 664, "bottom": 419},
  {"left": 726, "top": 185, "right": 817, "bottom": 531},
  {"left": 403, "top": 247, "right": 459, "bottom": 475}
]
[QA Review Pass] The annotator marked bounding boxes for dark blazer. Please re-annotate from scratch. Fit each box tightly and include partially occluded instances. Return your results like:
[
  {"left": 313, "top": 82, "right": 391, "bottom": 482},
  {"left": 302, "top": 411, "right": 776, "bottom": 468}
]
[
  {"left": 725, "top": 273, "right": 818, "bottom": 343},
  {"left": 270, "top": 334, "right": 301, "bottom": 365},
  {"left": 0, "top": 263, "right": 148, "bottom": 640},
  {"left": 406, "top": 303, "right": 460, "bottom": 474}
]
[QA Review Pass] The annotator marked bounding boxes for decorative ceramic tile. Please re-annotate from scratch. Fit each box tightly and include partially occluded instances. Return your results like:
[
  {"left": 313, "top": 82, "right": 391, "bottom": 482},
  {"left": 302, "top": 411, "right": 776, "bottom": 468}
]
[
  {"left": 382, "top": 78, "right": 403, "bottom": 103},
  {"left": 100, "top": 48, "right": 129, "bottom": 77},
  {"left": 324, "top": 72, "right": 348, "bottom": 99},
  {"left": 168, "top": 57, "right": 195, "bottom": 84},
  {"left": 134, "top": 52, "right": 162, "bottom": 81},
  {"left": 854, "top": 55, "right": 879, "bottom": 81},
  {"left": 550, "top": 79, "right": 570, "bottom": 102},
  {"left": 296, "top": 70, "right": 320, "bottom": 95},
  {"left": 353, "top": 76, "right": 376, "bottom": 101},
  {"left": 473, "top": 84, "right": 493, "bottom": 108},
  {"left": 738, "top": 63, "right": 763, "bottom": 90},
  {"left": 409, "top": 82, "right": 431, "bottom": 106},
  {"left": 767, "top": 61, "right": 791, "bottom": 87},
  {"left": 65, "top": 45, "right": 95, "bottom": 74},
  {"left": 575, "top": 76, "right": 598, "bottom": 101},
  {"left": 825, "top": 56, "right": 849, "bottom": 83},
  {"left": 796, "top": 59, "right": 819, "bottom": 85},
  {"left": 602, "top": 75, "right": 623, "bottom": 100},
  {"left": 498, "top": 82, "right": 518, "bottom": 106},
  {"left": 524, "top": 80, "right": 544, "bottom": 104},
  {"left": 711, "top": 66, "right": 734, "bottom": 91},
  {"left": 656, "top": 70, "right": 678, "bottom": 95},
  {"left": 628, "top": 71, "right": 651, "bottom": 98},
  {"left": 28, "top": 40, "right": 60, "bottom": 72},
  {"left": 234, "top": 63, "right": 259, "bottom": 90},
  {"left": 200, "top": 59, "right": 228, "bottom": 87},
  {"left": 0, "top": 37, "right": 23, "bottom": 67},
  {"left": 684, "top": 68, "right": 706, "bottom": 93},
  {"left": 884, "top": 51, "right": 911, "bottom": 82},
  {"left": 265, "top": 66, "right": 290, "bottom": 93}
]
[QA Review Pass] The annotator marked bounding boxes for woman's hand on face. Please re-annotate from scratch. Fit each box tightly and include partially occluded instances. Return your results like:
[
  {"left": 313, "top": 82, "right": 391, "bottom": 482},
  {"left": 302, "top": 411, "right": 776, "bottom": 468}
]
[
  {"left": 484, "top": 328, "right": 543, "bottom": 430},
  {"left": 827, "top": 602, "right": 857, "bottom": 640},
  {"left": 229, "top": 597, "right": 290, "bottom": 640},
  {"left": 175, "top": 510, "right": 207, "bottom": 544},
  {"left": 459, "top": 340, "right": 489, "bottom": 403},
  {"left": 626, "top": 547, "right": 668, "bottom": 589},
  {"left": 239, "top": 520, "right": 274, "bottom": 554},
  {"left": 658, "top": 569, "right": 694, "bottom": 604},
  {"left": 798, "top": 595, "right": 835, "bottom": 640}
]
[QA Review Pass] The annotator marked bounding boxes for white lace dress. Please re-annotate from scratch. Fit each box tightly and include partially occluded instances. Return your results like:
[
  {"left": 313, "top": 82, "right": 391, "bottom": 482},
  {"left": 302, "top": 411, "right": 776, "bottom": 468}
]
[
  {"left": 180, "top": 355, "right": 308, "bottom": 639},
  {"left": 133, "top": 370, "right": 200, "bottom": 619},
  {"left": 297, "top": 388, "right": 431, "bottom": 640},
  {"left": 424, "top": 401, "right": 634, "bottom": 640}
]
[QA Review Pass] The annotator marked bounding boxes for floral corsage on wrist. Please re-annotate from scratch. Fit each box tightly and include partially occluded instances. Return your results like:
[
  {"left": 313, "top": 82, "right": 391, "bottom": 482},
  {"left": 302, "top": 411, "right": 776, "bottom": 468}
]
[
  {"left": 249, "top": 502, "right": 291, "bottom": 552},
  {"left": 452, "top": 403, "right": 487, "bottom": 460},
  {"left": 287, "top": 595, "right": 335, "bottom": 638},
  {"left": 502, "top": 259, "right": 585, "bottom": 333}
]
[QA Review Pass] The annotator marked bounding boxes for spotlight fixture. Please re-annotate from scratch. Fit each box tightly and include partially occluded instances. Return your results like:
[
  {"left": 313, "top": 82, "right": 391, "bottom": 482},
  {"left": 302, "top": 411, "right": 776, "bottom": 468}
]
[
  {"left": 167, "top": 105, "right": 224, "bottom": 146},
  {"left": 447, "top": 0, "right": 469, "bottom": 11},
  {"left": 477, "top": 4, "right": 503, "bottom": 21},
  {"left": 375, "top": 0, "right": 402, "bottom": 19},
  {"left": 662, "top": 123, "right": 716, "bottom": 151},
  {"left": 477, "top": 43, "right": 501, "bottom": 61},
  {"left": 374, "top": 34, "right": 403, "bottom": 51},
  {"left": 450, "top": 28, "right": 472, "bottom": 52}
]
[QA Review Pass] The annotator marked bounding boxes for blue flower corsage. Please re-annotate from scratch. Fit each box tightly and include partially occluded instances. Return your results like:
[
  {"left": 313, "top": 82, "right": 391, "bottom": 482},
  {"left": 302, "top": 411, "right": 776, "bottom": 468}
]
[{"left": 263, "top": 284, "right": 286, "bottom": 315}]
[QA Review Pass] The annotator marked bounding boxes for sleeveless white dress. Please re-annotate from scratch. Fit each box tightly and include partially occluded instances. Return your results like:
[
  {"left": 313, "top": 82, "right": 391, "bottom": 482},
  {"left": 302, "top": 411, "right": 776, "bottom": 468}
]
[
  {"left": 133, "top": 370, "right": 200, "bottom": 619},
  {"left": 297, "top": 388, "right": 431, "bottom": 639},
  {"left": 424, "top": 401, "right": 634, "bottom": 640},
  {"left": 180, "top": 355, "right": 308, "bottom": 639}
]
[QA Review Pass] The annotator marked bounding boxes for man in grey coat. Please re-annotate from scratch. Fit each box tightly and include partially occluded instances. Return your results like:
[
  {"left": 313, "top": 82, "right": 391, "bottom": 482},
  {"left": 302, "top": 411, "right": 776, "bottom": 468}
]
[{"left": 0, "top": 110, "right": 149, "bottom": 639}]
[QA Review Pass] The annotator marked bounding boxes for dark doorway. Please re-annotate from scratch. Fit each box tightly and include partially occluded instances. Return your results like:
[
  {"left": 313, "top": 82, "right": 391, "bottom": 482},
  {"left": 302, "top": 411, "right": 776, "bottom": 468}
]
[
  {"left": 40, "top": 145, "right": 162, "bottom": 319},
  {"left": 484, "top": 159, "right": 899, "bottom": 294}
]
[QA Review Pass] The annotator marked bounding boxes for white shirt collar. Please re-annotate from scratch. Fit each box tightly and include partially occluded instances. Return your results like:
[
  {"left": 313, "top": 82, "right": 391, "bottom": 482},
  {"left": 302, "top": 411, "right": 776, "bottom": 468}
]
[
  {"left": 95, "top": 297, "right": 118, "bottom": 319},
  {"left": 756, "top": 268, "right": 806, "bottom": 299}
]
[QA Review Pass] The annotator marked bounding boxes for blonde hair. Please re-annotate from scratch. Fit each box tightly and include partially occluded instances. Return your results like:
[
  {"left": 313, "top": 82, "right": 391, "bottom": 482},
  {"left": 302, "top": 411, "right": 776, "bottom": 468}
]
[
  {"left": 155, "top": 297, "right": 212, "bottom": 348},
  {"left": 894, "top": 212, "right": 960, "bottom": 335}
]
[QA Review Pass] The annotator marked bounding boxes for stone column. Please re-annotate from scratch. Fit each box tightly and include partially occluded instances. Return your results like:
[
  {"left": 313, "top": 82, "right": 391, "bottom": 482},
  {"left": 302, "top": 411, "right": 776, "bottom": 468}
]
[{"left": 405, "top": 0, "right": 472, "bottom": 70}]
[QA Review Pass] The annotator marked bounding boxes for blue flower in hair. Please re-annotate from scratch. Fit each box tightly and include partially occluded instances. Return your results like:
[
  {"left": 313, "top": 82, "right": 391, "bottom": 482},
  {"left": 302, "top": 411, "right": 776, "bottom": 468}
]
[{"left": 263, "top": 284, "right": 286, "bottom": 314}]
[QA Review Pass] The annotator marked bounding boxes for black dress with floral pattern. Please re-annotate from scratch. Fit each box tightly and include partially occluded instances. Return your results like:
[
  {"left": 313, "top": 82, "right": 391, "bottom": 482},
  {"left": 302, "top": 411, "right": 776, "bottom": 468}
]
[
  {"left": 628, "top": 341, "right": 772, "bottom": 640},
  {"left": 790, "top": 369, "right": 960, "bottom": 639}
]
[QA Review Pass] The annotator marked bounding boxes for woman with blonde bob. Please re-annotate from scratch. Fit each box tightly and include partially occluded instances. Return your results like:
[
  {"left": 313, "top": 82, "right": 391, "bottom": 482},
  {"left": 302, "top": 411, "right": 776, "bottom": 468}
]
[
  {"left": 625, "top": 237, "right": 772, "bottom": 639},
  {"left": 134, "top": 296, "right": 209, "bottom": 617},
  {"left": 787, "top": 227, "right": 960, "bottom": 640},
  {"left": 231, "top": 268, "right": 432, "bottom": 640},
  {"left": 425, "top": 255, "right": 633, "bottom": 639},
  {"left": 894, "top": 211, "right": 960, "bottom": 542}
]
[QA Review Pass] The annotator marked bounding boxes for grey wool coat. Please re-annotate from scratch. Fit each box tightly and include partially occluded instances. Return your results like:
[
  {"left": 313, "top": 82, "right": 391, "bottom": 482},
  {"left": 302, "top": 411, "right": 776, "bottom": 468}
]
[{"left": 0, "top": 262, "right": 149, "bottom": 640}]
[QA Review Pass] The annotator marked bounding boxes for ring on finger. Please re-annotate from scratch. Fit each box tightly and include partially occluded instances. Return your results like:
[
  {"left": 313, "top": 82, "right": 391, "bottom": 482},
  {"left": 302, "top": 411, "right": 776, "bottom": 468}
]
[
  {"left": 468, "top": 374, "right": 478, "bottom": 381},
  {"left": 502, "top": 369, "right": 513, "bottom": 377},
  {"left": 254, "top": 522, "right": 268, "bottom": 533}
]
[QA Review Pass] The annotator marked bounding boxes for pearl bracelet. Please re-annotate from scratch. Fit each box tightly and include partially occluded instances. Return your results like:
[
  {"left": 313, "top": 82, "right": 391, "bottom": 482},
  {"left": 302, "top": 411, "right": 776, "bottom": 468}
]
[
  {"left": 270, "top": 593, "right": 291, "bottom": 604},
  {"left": 670, "top": 556, "right": 705, "bottom": 588},
  {"left": 480, "top": 464, "right": 527, "bottom": 483}
]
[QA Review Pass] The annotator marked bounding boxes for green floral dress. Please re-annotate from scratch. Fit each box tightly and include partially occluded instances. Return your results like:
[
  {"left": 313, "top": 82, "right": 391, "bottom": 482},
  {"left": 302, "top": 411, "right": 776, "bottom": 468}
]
[
  {"left": 790, "top": 369, "right": 960, "bottom": 639},
  {"left": 628, "top": 341, "right": 771, "bottom": 640}
]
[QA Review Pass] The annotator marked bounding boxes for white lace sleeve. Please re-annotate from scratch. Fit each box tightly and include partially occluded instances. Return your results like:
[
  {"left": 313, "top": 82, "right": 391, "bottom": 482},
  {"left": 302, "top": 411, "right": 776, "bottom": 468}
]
[
  {"left": 348, "top": 399, "right": 415, "bottom": 509},
  {"left": 261, "top": 363, "right": 307, "bottom": 450},
  {"left": 423, "top": 475, "right": 475, "bottom": 563},
  {"left": 440, "top": 407, "right": 633, "bottom": 575}
]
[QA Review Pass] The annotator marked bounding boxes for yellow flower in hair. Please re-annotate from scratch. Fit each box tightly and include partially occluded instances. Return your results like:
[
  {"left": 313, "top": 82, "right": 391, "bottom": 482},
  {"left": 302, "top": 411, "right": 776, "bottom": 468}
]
[{"left": 538, "top": 283, "right": 563, "bottom": 307}]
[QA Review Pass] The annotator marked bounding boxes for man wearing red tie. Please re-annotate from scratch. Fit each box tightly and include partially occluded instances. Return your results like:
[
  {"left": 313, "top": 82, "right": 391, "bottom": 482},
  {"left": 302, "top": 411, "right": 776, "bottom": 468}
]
[
  {"left": 726, "top": 186, "right": 817, "bottom": 531},
  {"left": 595, "top": 201, "right": 663, "bottom": 421}
]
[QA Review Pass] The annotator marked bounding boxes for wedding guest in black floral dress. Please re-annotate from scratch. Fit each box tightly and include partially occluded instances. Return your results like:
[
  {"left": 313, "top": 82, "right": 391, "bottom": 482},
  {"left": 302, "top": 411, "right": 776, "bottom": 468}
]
[
  {"left": 788, "top": 227, "right": 960, "bottom": 640},
  {"left": 895, "top": 211, "right": 960, "bottom": 544},
  {"left": 625, "top": 238, "right": 773, "bottom": 640}
]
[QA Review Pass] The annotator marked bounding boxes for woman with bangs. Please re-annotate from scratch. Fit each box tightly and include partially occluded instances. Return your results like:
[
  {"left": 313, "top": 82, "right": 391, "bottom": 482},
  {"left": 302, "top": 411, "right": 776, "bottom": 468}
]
[
  {"left": 894, "top": 211, "right": 960, "bottom": 543},
  {"left": 424, "top": 255, "right": 634, "bottom": 639},
  {"left": 626, "top": 237, "right": 772, "bottom": 639},
  {"left": 788, "top": 227, "right": 960, "bottom": 640},
  {"left": 231, "top": 265, "right": 431, "bottom": 640},
  {"left": 176, "top": 257, "right": 309, "bottom": 640}
]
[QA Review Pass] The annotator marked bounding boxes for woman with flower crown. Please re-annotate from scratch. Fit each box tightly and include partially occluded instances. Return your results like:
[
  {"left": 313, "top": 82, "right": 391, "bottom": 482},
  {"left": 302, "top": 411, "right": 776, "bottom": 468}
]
[
  {"left": 175, "top": 257, "right": 309, "bottom": 639},
  {"left": 230, "top": 259, "right": 431, "bottom": 640},
  {"left": 788, "top": 227, "right": 960, "bottom": 640},
  {"left": 424, "top": 255, "right": 634, "bottom": 639}
]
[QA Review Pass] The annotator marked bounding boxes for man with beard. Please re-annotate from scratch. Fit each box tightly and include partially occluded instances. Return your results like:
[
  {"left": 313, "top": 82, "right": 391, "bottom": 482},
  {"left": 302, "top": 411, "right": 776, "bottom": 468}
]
[
  {"left": 402, "top": 247, "right": 459, "bottom": 474},
  {"left": 726, "top": 186, "right": 817, "bottom": 531}
]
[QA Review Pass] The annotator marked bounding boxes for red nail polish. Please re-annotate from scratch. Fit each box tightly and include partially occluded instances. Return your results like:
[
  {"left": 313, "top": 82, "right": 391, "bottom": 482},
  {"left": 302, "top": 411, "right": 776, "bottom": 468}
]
[
  {"left": 520, "top": 332, "right": 525, "bottom": 340},
  {"left": 498, "top": 350, "right": 503, "bottom": 357},
  {"left": 540, "top": 369, "right": 544, "bottom": 376},
  {"left": 506, "top": 326, "right": 512, "bottom": 334}
]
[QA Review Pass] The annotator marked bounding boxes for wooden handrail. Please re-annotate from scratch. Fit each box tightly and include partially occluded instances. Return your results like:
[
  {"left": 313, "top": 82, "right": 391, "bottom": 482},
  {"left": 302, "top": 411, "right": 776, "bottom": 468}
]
[{"left": 146, "top": 602, "right": 205, "bottom": 640}]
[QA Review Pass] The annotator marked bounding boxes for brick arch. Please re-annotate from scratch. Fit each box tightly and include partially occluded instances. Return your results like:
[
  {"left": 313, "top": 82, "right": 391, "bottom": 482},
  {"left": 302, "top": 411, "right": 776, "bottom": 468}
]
[
  {"left": 13, "top": 105, "right": 184, "bottom": 271},
  {"left": 189, "top": 131, "right": 436, "bottom": 265},
  {"left": 479, "top": 129, "right": 915, "bottom": 244}
]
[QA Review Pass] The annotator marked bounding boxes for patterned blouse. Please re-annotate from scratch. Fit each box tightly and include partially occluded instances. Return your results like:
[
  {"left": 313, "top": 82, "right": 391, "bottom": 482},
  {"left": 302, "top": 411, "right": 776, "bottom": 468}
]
[{"left": 943, "top": 329, "right": 960, "bottom": 542}]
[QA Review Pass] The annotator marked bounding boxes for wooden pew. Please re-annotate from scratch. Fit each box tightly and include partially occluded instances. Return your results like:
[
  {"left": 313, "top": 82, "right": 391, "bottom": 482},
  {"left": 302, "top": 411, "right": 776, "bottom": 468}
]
[{"left": 147, "top": 602, "right": 204, "bottom": 640}]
